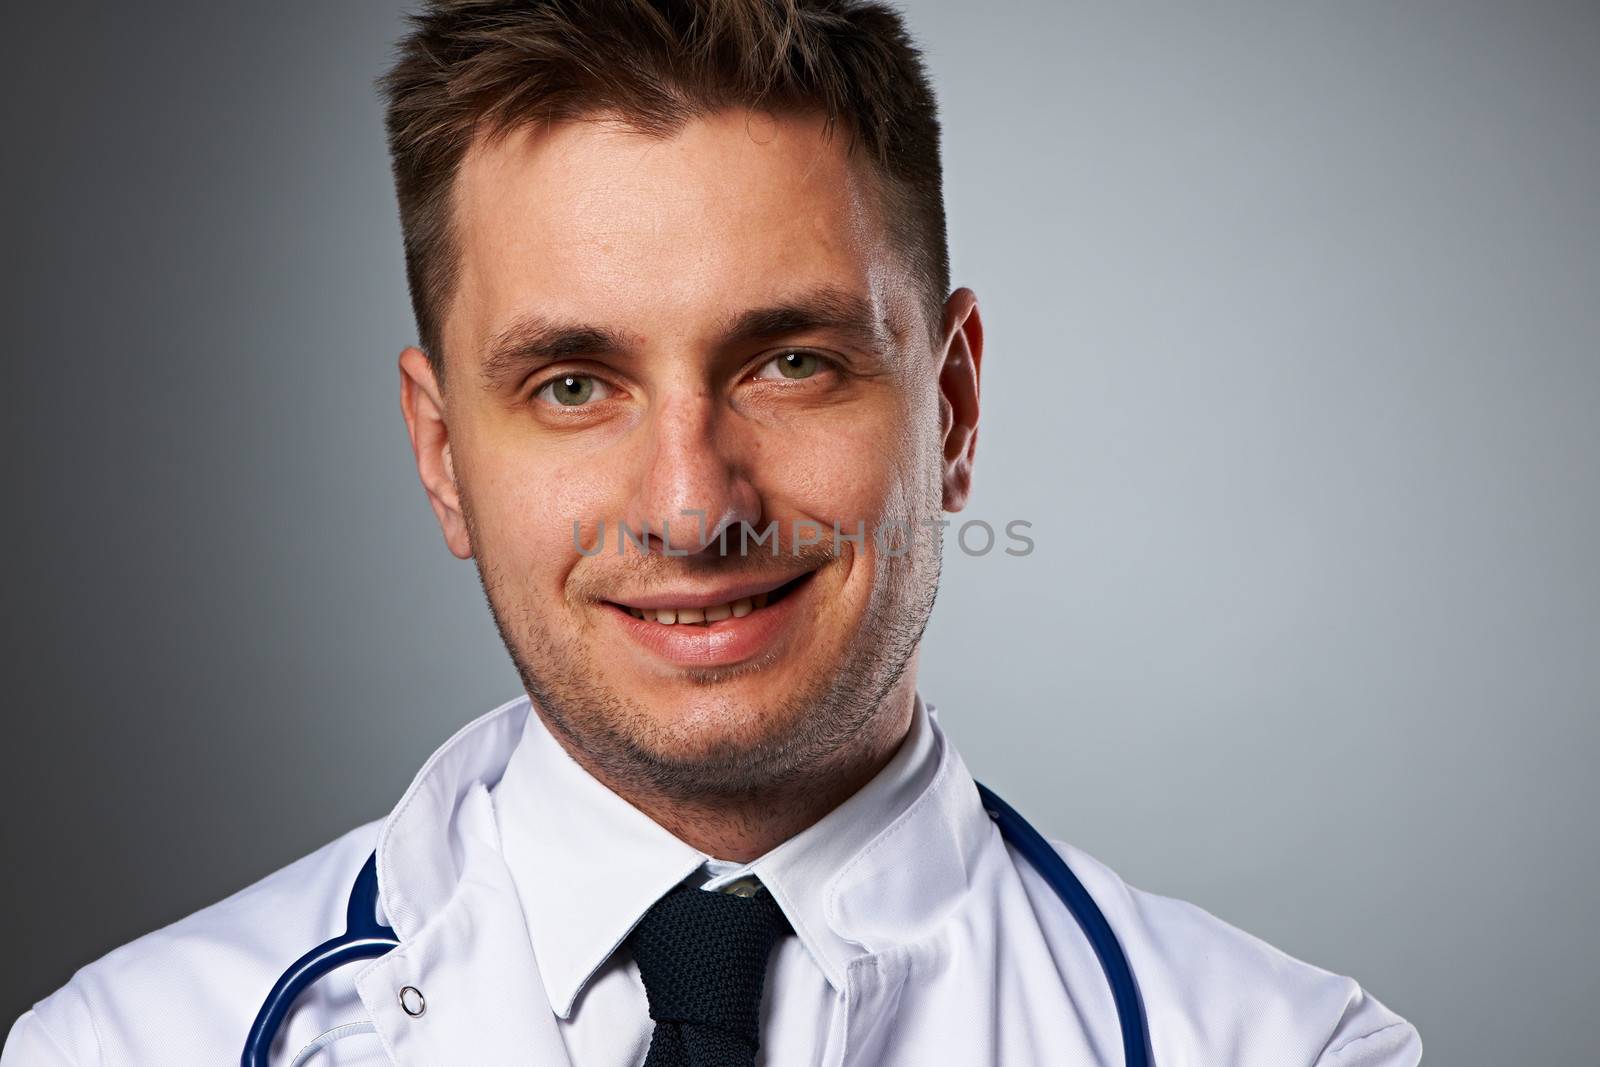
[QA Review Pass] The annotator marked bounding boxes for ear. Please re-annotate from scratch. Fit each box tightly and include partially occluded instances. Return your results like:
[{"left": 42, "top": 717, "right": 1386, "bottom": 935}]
[
  {"left": 398, "top": 346, "right": 474, "bottom": 559},
  {"left": 936, "top": 288, "right": 983, "bottom": 512}
]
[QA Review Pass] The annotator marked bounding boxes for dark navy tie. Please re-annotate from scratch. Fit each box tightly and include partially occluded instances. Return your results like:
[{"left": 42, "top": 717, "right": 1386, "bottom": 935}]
[{"left": 626, "top": 880, "right": 793, "bottom": 1066}]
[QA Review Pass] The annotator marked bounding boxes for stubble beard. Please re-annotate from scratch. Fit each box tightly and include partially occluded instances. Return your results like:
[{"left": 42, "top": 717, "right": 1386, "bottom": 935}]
[{"left": 461, "top": 496, "right": 943, "bottom": 804}]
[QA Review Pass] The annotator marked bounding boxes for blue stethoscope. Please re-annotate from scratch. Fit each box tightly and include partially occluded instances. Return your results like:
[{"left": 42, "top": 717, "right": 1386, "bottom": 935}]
[{"left": 243, "top": 782, "right": 1150, "bottom": 1067}]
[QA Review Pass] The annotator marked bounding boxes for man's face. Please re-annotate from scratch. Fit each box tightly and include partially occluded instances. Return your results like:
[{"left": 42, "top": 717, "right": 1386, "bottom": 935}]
[{"left": 400, "top": 108, "right": 980, "bottom": 798}]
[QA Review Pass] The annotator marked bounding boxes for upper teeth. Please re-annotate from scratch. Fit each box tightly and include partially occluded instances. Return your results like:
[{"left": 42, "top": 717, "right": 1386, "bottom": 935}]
[{"left": 628, "top": 592, "right": 770, "bottom": 624}]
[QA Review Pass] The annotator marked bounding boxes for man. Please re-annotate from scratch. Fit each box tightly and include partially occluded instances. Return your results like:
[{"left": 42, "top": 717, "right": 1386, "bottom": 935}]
[{"left": 4, "top": 1, "right": 1422, "bottom": 1064}]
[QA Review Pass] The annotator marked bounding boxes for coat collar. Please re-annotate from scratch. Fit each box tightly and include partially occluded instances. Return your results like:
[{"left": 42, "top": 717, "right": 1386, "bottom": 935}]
[{"left": 370, "top": 693, "right": 532, "bottom": 940}]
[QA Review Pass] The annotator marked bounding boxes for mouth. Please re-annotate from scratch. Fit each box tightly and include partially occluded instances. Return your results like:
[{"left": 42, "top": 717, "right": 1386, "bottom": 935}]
[
  {"left": 603, "top": 571, "right": 813, "bottom": 626},
  {"left": 598, "top": 568, "right": 823, "bottom": 668}
]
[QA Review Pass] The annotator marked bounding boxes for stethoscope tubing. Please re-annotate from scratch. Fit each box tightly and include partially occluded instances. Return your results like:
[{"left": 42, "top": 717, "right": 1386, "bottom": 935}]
[
  {"left": 975, "top": 782, "right": 1151, "bottom": 1067},
  {"left": 242, "top": 853, "right": 399, "bottom": 1067}
]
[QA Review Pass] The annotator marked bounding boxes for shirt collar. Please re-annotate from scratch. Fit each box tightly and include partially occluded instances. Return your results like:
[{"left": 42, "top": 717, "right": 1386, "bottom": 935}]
[
  {"left": 492, "top": 691, "right": 987, "bottom": 1016},
  {"left": 492, "top": 706, "right": 707, "bottom": 1018}
]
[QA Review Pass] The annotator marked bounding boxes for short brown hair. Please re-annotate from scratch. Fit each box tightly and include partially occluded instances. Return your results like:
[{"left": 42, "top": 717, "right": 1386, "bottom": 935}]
[{"left": 379, "top": 0, "right": 949, "bottom": 377}]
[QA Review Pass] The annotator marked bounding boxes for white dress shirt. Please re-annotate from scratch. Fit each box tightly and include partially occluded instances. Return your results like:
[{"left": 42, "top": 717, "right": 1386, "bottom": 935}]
[{"left": 2, "top": 691, "right": 1422, "bottom": 1065}]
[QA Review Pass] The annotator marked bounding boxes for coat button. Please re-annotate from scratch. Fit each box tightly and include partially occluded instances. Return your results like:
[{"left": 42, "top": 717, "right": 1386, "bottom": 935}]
[{"left": 398, "top": 985, "right": 426, "bottom": 1017}]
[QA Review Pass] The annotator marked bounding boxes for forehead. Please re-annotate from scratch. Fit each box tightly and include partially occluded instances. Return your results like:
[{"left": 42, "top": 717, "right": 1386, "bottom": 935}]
[{"left": 444, "top": 108, "right": 913, "bottom": 368}]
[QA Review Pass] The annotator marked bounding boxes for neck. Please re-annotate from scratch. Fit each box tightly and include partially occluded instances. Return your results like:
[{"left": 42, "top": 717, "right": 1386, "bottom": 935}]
[{"left": 551, "top": 676, "right": 919, "bottom": 864}]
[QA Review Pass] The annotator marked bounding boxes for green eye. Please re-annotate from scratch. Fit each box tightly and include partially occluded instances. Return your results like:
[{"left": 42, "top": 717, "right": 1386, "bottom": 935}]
[
  {"left": 537, "top": 374, "right": 603, "bottom": 407},
  {"left": 773, "top": 351, "right": 819, "bottom": 379}
]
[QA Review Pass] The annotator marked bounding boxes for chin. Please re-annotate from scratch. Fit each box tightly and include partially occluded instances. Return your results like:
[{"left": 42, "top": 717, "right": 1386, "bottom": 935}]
[{"left": 645, "top": 688, "right": 808, "bottom": 754}]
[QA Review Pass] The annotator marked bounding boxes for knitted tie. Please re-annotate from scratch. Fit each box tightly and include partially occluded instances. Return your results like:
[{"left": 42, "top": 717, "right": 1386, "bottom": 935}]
[{"left": 626, "top": 880, "right": 794, "bottom": 1067}]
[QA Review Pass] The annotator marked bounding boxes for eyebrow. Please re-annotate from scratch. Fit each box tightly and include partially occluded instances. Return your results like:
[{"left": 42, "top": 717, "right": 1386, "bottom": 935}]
[
  {"left": 479, "top": 318, "right": 639, "bottom": 392},
  {"left": 478, "top": 285, "right": 895, "bottom": 391},
  {"left": 716, "top": 285, "right": 894, "bottom": 356}
]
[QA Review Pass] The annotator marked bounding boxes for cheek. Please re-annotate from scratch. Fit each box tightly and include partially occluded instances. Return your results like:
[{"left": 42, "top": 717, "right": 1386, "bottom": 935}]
[
  {"left": 762, "top": 391, "right": 936, "bottom": 531},
  {"left": 466, "top": 442, "right": 625, "bottom": 584}
]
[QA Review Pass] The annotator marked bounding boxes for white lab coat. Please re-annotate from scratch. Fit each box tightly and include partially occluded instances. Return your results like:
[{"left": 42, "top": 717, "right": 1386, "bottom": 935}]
[{"left": 2, "top": 694, "right": 1422, "bottom": 1065}]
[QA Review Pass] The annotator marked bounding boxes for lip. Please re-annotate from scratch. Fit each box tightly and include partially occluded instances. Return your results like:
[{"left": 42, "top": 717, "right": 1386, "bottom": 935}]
[
  {"left": 604, "top": 570, "right": 811, "bottom": 612},
  {"left": 600, "top": 570, "right": 818, "bottom": 668}
]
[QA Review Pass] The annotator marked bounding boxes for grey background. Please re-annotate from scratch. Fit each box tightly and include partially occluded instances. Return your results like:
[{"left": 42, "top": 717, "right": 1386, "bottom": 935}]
[{"left": 7, "top": 2, "right": 1598, "bottom": 1063}]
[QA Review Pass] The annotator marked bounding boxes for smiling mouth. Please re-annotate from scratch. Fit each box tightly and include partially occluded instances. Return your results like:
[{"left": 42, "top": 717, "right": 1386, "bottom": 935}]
[{"left": 605, "top": 571, "right": 814, "bottom": 626}]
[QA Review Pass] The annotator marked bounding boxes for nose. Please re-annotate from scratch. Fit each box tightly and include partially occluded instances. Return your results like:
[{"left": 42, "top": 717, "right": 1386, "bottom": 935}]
[{"left": 621, "top": 388, "right": 761, "bottom": 556}]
